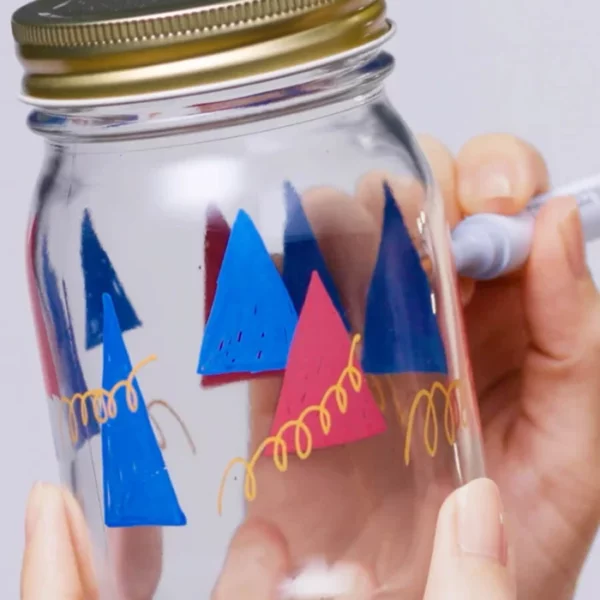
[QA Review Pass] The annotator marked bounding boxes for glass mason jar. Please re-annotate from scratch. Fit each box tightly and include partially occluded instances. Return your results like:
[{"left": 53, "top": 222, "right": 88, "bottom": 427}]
[{"left": 13, "top": 0, "right": 486, "bottom": 598}]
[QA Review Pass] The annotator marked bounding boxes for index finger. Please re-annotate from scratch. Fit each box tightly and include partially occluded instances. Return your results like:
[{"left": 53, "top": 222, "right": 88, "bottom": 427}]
[
  {"left": 21, "top": 484, "right": 91, "bottom": 600},
  {"left": 357, "top": 134, "right": 461, "bottom": 232},
  {"left": 456, "top": 134, "right": 549, "bottom": 216}
]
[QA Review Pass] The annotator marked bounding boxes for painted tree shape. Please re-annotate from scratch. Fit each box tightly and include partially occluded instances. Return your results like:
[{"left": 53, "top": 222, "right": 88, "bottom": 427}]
[
  {"left": 264, "top": 272, "right": 386, "bottom": 457},
  {"left": 201, "top": 206, "right": 281, "bottom": 387},
  {"left": 81, "top": 209, "right": 142, "bottom": 350},
  {"left": 198, "top": 210, "right": 298, "bottom": 376},
  {"left": 362, "top": 183, "right": 448, "bottom": 375},
  {"left": 101, "top": 293, "right": 186, "bottom": 527},
  {"left": 282, "top": 181, "right": 350, "bottom": 331},
  {"left": 42, "top": 238, "right": 99, "bottom": 447}
]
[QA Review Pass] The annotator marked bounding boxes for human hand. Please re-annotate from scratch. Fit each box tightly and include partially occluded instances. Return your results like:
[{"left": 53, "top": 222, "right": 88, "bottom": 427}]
[
  {"left": 20, "top": 483, "right": 97, "bottom": 599},
  {"left": 213, "top": 133, "right": 600, "bottom": 599},
  {"left": 453, "top": 134, "right": 600, "bottom": 599},
  {"left": 404, "top": 133, "right": 600, "bottom": 598},
  {"left": 21, "top": 135, "right": 600, "bottom": 600},
  {"left": 20, "top": 482, "right": 162, "bottom": 600}
]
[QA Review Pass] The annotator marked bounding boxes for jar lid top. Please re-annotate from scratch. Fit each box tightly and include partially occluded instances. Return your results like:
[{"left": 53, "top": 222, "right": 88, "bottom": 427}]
[{"left": 12, "top": 0, "right": 391, "bottom": 104}]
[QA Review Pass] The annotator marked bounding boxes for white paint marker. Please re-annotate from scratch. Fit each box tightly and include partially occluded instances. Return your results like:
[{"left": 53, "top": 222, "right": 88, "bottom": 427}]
[{"left": 452, "top": 173, "right": 600, "bottom": 279}]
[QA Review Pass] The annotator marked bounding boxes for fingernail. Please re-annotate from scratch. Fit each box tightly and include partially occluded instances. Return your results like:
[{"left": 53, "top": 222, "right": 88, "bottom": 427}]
[
  {"left": 456, "top": 478, "right": 507, "bottom": 565},
  {"left": 460, "top": 165, "right": 519, "bottom": 213},
  {"left": 34, "top": 486, "right": 65, "bottom": 536},
  {"left": 25, "top": 482, "right": 47, "bottom": 542},
  {"left": 559, "top": 205, "right": 588, "bottom": 279}
]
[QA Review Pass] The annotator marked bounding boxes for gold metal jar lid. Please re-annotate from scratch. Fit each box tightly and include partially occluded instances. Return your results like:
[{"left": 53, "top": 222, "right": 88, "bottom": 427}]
[{"left": 11, "top": 0, "right": 391, "bottom": 103}]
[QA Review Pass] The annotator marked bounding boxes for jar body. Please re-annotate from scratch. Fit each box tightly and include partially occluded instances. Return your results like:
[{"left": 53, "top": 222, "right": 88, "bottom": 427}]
[{"left": 27, "top": 60, "right": 485, "bottom": 599}]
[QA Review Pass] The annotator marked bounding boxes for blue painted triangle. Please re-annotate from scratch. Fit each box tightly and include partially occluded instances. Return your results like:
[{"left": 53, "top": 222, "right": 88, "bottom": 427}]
[
  {"left": 101, "top": 294, "right": 186, "bottom": 527},
  {"left": 81, "top": 210, "right": 142, "bottom": 350},
  {"left": 61, "top": 283, "right": 87, "bottom": 395},
  {"left": 41, "top": 238, "right": 99, "bottom": 447},
  {"left": 42, "top": 238, "right": 68, "bottom": 363},
  {"left": 362, "top": 184, "right": 448, "bottom": 375},
  {"left": 63, "top": 281, "right": 100, "bottom": 444},
  {"left": 282, "top": 181, "right": 351, "bottom": 331},
  {"left": 198, "top": 210, "right": 298, "bottom": 376}
]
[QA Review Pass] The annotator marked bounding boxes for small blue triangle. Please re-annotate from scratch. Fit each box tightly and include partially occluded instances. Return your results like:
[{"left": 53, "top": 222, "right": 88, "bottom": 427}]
[
  {"left": 198, "top": 210, "right": 298, "bottom": 375},
  {"left": 282, "top": 181, "right": 351, "bottom": 331},
  {"left": 41, "top": 238, "right": 99, "bottom": 447},
  {"left": 362, "top": 184, "right": 448, "bottom": 375},
  {"left": 81, "top": 210, "right": 142, "bottom": 350},
  {"left": 101, "top": 294, "right": 186, "bottom": 527}
]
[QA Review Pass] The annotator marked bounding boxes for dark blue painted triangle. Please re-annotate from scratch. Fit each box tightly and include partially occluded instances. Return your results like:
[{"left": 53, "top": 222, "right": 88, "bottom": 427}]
[
  {"left": 62, "top": 283, "right": 87, "bottom": 395},
  {"left": 198, "top": 210, "right": 298, "bottom": 376},
  {"left": 41, "top": 238, "right": 99, "bottom": 447},
  {"left": 282, "top": 181, "right": 351, "bottom": 331},
  {"left": 81, "top": 210, "right": 142, "bottom": 350},
  {"left": 362, "top": 184, "right": 448, "bottom": 375},
  {"left": 41, "top": 238, "right": 68, "bottom": 362},
  {"left": 101, "top": 294, "right": 186, "bottom": 527}
]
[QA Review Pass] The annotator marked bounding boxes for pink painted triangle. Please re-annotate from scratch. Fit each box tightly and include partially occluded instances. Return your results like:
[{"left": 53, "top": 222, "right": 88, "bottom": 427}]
[
  {"left": 264, "top": 272, "right": 386, "bottom": 456},
  {"left": 201, "top": 206, "right": 282, "bottom": 388}
]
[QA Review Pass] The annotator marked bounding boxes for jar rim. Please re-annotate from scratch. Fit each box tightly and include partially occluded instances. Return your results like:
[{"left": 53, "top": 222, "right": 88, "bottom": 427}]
[{"left": 12, "top": 0, "right": 391, "bottom": 103}]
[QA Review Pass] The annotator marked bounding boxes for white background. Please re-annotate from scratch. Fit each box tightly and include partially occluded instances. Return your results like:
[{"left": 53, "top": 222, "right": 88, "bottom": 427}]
[{"left": 1, "top": 0, "right": 599, "bottom": 597}]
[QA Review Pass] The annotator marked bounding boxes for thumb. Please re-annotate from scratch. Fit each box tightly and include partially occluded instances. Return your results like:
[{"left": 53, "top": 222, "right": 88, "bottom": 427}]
[
  {"left": 21, "top": 484, "right": 88, "bottom": 600},
  {"left": 424, "top": 478, "right": 515, "bottom": 600}
]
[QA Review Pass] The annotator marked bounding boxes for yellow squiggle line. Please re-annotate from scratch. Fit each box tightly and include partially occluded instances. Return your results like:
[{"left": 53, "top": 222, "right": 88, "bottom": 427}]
[
  {"left": 404, "top": 379, "right": 459, "bottom": 465},
  {"left": 59, "top": 355, "right": 157, "bottom": 445},
  {"left": 217, "top": 334, "right": 362, "bottom": 515}
]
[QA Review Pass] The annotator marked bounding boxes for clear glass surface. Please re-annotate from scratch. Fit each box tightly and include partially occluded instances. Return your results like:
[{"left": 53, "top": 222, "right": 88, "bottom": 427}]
[{"left": 26, "top": 50, "right": 485, "bottom": 599}]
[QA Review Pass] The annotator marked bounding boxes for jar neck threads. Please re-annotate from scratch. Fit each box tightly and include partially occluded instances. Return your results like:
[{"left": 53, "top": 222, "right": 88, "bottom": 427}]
[{"left": 27, "top": 50, "right": 394, "bottom": 143}]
